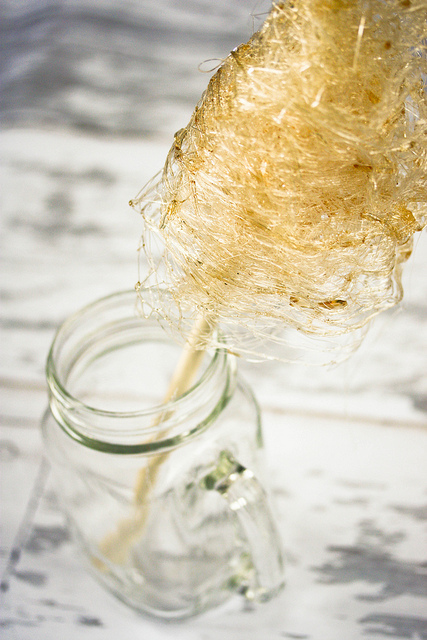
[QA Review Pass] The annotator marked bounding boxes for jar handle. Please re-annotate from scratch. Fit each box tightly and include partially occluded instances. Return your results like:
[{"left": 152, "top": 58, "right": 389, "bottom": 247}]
[{"left": 202, "top": 450, "right": 285, "bottom": 602}]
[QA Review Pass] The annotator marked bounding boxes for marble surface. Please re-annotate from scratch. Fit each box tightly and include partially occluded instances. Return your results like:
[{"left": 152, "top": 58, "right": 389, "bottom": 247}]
[{"left": 1, "top": 2, "right": 427, "bottom": 638}]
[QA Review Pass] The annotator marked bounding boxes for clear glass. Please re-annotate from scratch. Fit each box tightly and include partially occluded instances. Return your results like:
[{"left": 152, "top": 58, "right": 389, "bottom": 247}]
[{"left": 42, "top": 289, "right": 284, "bottom": 620}]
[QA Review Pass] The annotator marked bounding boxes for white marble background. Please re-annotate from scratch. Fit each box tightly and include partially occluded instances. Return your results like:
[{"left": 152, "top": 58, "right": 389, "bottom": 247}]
[{"left": 1, "top": 2, "right": 427, "bottom": 639}]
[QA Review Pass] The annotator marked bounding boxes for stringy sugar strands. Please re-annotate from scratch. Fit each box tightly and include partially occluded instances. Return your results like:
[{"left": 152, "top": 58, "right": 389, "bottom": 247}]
[{"left": 132, "top": 0, "right": 427, "bottom": 363}]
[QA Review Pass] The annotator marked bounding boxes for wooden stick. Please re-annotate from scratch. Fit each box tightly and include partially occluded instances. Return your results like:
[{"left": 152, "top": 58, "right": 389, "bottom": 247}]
[
  {"left": 97, "top": 312, "right": 213, "bottom": 565},
  {"left": 160, "top": 313, "right": 213, "bottom": 402}
]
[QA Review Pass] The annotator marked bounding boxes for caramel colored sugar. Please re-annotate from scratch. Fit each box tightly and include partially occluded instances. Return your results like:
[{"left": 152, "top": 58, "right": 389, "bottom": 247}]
[{"left": 134, "top": 0, "right": 426, "bottom": 362}]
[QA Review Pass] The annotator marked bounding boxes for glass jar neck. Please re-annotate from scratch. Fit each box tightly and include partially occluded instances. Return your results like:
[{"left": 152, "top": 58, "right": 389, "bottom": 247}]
[{"left": 46, "top": 290, "right": 236, "bottom": 454}]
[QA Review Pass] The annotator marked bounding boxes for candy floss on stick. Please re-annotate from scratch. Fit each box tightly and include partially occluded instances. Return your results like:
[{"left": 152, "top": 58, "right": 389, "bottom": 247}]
[
  {"left": 133, "top": 0, "right": 426, "bottom": 365},
  {"left": 101, "top": 0, "right": 427, "bottom": 563}
]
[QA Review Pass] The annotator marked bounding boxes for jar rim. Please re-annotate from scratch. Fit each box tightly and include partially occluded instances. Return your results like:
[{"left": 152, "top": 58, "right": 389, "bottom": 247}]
[{"left": 46, "top": 289, "right": 235, "bottom": 452}]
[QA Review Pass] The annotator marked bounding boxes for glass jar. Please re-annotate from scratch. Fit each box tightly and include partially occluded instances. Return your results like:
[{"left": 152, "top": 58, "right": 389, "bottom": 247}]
[{"left": 42, "top": 289, "right": 284, "bottom": 620}]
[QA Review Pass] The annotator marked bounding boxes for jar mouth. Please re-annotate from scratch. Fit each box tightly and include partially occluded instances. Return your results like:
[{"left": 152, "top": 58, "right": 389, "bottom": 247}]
[{"left": 46, "top": 289, "right": 236, "bottom": 452}]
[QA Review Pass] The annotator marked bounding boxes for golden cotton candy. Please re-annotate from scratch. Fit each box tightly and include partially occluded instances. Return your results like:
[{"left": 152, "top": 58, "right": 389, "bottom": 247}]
[{"left": 133, "top": 0, "right": 427, "bottom": 363}]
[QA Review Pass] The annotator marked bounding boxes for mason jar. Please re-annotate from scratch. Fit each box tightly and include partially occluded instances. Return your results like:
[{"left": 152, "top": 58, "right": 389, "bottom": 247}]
[{"left": 42, "top": 289, "right": 284, "bottom": 620}]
